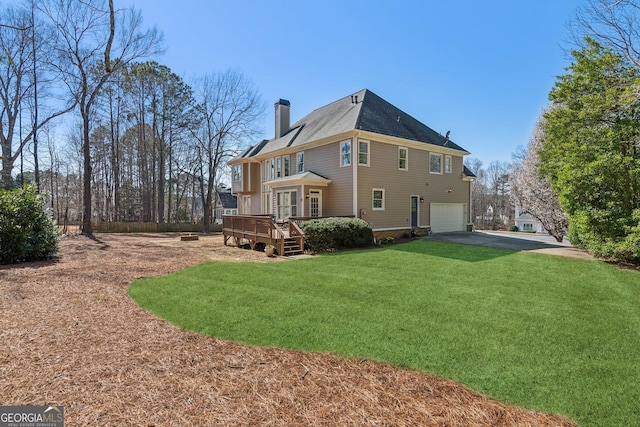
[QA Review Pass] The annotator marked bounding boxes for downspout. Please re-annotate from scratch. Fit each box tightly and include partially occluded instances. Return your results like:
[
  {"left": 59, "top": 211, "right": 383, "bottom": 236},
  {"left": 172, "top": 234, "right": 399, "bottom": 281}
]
[
  {"left": 353, "top": 132, "right": 360, "bottom": 217},
  {"left": 469, "top": 177, "right": 475, "bottom": 231}
]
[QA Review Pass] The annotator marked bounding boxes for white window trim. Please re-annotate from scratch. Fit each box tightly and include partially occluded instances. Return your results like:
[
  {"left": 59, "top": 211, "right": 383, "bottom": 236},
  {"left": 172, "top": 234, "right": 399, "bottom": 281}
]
[
  {"left": 309, "top": 189, "right": 322, "bottom": 217},
  {"left": 242, "top": 195, "right": 251, "bottom": 214},
  {"left": 275, "top": 190, "right": 298, "bottom": 221},
  {"left": 283, "top": 155, "right": 290, "bottom": 177},
  {"left": 340, "top": 140, "right": 352, "bottom": 167},
  {"left": 232, "top": 164, "right": 242, "bottom": 182},
  {"left": 398, "top": 146, "right": 408, "bottom": 171},
  {"left": 358, "top": 140, "right": 370, "bottom": 167},
  {"left": 297, "top": 152, "right": 304, "bottom": 173},
  {"left": 372, "top": 188, "right": 385, "bottom": 211},
  {"left": 445, "top": 155, "right": 452, "bottom": 174},
  {"left": 429, "top": 153, "right": 443, "bottom": 175}
]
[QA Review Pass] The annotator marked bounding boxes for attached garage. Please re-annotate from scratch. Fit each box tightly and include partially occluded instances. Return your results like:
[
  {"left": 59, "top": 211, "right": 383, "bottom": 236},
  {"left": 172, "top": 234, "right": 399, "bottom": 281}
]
[{"left": 430, "top": 203, "right": 466, "bottom": 232}]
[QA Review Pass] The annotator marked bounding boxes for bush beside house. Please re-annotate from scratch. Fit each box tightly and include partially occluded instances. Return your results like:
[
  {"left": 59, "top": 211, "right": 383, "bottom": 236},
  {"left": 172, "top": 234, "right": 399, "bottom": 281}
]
[
  {"left": 0, "top": 186, "right": 60, "bottom": 264},
  {"left": 301, "top": 217, "right": 373, "bottom": 251}
]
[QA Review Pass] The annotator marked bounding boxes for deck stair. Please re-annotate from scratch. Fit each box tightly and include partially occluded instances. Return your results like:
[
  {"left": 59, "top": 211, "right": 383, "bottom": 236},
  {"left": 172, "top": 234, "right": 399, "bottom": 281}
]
[{"left": 282, "top": 237, "right": 303, "bottom": 256}]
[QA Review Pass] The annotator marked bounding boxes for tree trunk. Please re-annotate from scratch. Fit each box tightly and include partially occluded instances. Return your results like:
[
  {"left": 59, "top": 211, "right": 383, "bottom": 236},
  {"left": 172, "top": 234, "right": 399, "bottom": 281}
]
[{"left": 82, "top": 110, "right": 92, "bottom": 234}]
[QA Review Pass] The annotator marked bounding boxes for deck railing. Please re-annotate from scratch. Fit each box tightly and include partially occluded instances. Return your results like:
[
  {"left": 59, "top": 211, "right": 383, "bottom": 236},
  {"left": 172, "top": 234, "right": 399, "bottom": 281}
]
[{"left": 222, "top": 215, "right": 304, "bottom": 255}]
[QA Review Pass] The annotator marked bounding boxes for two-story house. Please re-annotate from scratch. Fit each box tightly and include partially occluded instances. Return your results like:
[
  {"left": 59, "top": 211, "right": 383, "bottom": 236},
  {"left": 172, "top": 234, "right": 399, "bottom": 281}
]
[{"left": 229, "top": 89, "right": 475, "bottom": 238}]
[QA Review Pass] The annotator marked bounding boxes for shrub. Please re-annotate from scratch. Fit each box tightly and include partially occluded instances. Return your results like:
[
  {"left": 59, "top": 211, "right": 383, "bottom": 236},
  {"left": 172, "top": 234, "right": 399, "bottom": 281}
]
[
  {"left": 509, "top": 225, "right": 519, "bottom": 232},
  {"left": 301, "top": 217, "right": 373, "bottom": 251},
  {"left": 0, "top": 185, "right": 60, "bottom": 264}
]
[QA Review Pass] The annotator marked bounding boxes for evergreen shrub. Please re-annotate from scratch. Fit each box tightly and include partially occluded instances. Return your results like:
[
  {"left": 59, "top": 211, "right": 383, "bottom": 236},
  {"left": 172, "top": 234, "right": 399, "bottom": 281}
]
[
  {"left": 301, "top": 217, "right": 373, "bottom": 251},
  {"left": 0, "top": 185, "right": 60, "bottom": 264}
]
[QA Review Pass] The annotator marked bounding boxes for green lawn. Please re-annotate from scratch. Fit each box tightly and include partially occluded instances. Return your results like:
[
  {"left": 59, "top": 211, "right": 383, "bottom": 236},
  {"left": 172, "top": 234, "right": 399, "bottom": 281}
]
[{"left": 129, "top": 240, "right": 640, "bottom": 427}]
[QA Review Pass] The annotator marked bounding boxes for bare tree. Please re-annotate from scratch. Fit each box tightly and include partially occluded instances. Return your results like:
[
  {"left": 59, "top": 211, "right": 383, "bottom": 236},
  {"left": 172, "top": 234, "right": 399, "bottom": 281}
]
[
  {"left": 485, "top": 161, "right": 511, "bottom": 230},
  {"left": 189, "top": 70, "right": 264, "bottom": 232},
  {"left": 40, "top": 0, "right": 162, "bottom": 234},
  {"left": 0, "top": 3, "right": 75, "bottom": 190},
  {"left": 510, "top": 113, "right": 568, "bottom": 242},
  {"left": 573, "top": 0, "right": 640, "bottom": 68},
  {"left": 465, "top": 158, "right": 489, "bottom": 229}
]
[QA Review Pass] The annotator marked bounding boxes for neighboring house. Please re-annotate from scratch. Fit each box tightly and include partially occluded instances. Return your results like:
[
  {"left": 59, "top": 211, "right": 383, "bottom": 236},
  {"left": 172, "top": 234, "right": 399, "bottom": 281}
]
[
  {"left": 476, "top": 204, "right": 510, "bottom": 229},
  {"left": 514, "top": 206, "right": 545, "bottom": 233},
  {"left": 228, "top": 89, "right": 476, "bottom": 236},
  {"left": 214, "top": 187, "right": 238, "bottom": 223}
]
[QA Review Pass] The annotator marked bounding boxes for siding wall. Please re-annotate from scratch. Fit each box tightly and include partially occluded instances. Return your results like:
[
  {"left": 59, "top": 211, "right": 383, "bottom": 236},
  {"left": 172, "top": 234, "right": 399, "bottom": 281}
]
[
  {"left": 303, "top": 140, "right": 353, "bottom": 217},
  {"left": 240, "top": 136, "right": 471, "bottom": 228},
  {"left": 357, "top": 140, "right": 470, "bottom": 229}
]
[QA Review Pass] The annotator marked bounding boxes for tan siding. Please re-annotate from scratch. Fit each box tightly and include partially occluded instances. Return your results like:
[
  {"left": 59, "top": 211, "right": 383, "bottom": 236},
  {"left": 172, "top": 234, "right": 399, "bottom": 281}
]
[
  {"left": 304, "top": 141, "right": 353, "bottom": 216},
  {"left": 242, "top": 163, "right": 250, "bottom": 192},
  {"left": 357, "top": 140, "right": 470, "bottom": 229},
  {"left": 249, "top": 163, "right": 260, "bottom": 192}
]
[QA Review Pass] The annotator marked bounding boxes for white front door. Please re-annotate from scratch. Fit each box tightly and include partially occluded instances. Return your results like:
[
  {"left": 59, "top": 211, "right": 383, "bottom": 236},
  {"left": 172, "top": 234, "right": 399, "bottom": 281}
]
[{"left": 309, "top": 189, "right": 322, "bottom": 217}]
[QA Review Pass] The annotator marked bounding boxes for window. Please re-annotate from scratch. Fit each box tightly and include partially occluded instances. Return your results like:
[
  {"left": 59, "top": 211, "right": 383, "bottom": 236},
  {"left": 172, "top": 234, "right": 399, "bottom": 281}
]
[
  {"left": 276, "top": 157, "right": 282, "bottom": 178},
  {"left": 270, "top": 158, "right": 275, "bottom": 180},
  {"left": 232, "top": 164, "right": 242, "bottom": 182},
  {"left": 340, "top": 140, "right": 351, "bottom": 167},
  {"left": 276, "top": 190, "right": 297, "bottom": 221},
  {"left": 283, "top": 155, "right": 290, "bottom": 177},
  {"left": 358, "top": 140, "right": 369, "bottom": 166},
  {"left": 242, "top": 196, "right": 251, "bottom": 214},
  {"left": 372, "top": 188, "right": 385, "bottom": 210},
  {"left": 297, "top": 152, "right": 304, "bottom": 173},
  {"left": 398, "top": 147, "right": 408, "bottom": 170},
  {"left": 429, "top": 153, "right": 442, "bottom": 174},
  {"left": 445, "top": 155, "right": 452, "bottom": 173},
  {"left": 522, "top": 223, "right": 533, "bottom": 231}
]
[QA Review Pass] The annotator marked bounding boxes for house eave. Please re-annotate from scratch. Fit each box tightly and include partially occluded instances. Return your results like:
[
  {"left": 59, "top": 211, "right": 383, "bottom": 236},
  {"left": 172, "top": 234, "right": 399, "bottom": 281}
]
[
  {"left": 263, "top": 173, "right": 332, "bottom": 188},
  {"left": 356, "top": 130, "right": 471, "bottom": 156}
]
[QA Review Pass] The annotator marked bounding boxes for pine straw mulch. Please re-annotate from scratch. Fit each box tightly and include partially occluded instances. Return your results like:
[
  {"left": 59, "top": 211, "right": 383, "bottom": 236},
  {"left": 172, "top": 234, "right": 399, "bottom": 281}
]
[{"left": 0, "top": 233, "right": 577, "bottom": 426}]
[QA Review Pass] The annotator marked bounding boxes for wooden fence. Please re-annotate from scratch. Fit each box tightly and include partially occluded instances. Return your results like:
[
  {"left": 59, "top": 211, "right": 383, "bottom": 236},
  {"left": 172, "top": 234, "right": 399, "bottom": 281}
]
[{"left": 89, "top": 222, "right": 220, "bottom": 233}]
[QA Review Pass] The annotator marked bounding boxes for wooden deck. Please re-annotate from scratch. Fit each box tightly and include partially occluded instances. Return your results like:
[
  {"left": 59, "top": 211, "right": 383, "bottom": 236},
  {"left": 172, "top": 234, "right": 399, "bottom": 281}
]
[{"left": 222, "top": 215, "right": 304, "bottom": 256}]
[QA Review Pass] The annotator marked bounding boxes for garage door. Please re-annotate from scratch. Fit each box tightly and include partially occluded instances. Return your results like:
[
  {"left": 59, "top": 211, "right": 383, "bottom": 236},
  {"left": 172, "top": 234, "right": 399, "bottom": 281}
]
[{"left": 431, "top": 203, "right": 466, "bottom": 232}]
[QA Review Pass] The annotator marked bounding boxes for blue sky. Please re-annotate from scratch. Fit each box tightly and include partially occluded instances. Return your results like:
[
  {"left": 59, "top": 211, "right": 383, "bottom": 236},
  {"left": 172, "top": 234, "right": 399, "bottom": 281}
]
[{"left": 130, "top": 0, "right": 583, "bottom": 167}]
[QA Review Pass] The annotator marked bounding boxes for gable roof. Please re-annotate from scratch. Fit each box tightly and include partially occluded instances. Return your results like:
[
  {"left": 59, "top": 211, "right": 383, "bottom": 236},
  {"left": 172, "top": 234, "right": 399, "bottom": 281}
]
[
  {"left": 463, "top": 165, "right": 477, "bottom": 178},
  {"left": 217, "top": 190, "right": 237, "bottom": 209},
  {"left": 235, "top": 89, "right": 469, "bottom": 160}
]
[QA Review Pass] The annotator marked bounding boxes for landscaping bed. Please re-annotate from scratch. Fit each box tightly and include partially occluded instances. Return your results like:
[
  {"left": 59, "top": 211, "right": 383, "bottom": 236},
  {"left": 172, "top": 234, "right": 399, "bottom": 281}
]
[{"left": 0, "top": 233, "right": 576, "bottom": 426}]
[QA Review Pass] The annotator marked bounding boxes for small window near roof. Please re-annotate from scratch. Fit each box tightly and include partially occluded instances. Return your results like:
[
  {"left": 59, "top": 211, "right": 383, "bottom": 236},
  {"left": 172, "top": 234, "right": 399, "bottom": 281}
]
[
  {"left": 232, "top": 164, "right": 242, "bottom": 182},
  {"left": 341, "top": 140, "right": 351, "bottom": 167},
  {"left": 445, "top": 155, "right": 452, "bottom": 173},
  {"left": 398, "top": 147, "right": 408, "bottom": 170},
  {"left": 297, "top": 152, "right": 304, "bottom": 173},
  {"left": 284, "top": 155, "right": 290, "bottom": 177},
  {"left": 429, "top": 153, "right": 442, "bottom": 174},
  {"left": 358, "top": 140, "right": 369, "bottom": 166}
]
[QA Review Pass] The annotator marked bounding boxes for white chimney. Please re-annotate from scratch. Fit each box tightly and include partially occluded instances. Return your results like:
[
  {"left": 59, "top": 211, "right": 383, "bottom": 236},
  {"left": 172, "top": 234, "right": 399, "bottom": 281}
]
[{"left": 274, "top": 99, "right": 290, "bottom": 138}]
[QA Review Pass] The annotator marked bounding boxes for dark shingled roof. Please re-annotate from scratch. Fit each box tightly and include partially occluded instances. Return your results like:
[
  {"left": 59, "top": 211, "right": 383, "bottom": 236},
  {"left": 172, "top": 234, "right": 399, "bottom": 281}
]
[
  {"left": 217, "top": 191, "right": 237, "bottom": 209},
  {"left": 463, "top": 165, "right": 477, "bottom": 178},
  {"left": 236, "top": 89, "right": 469, "bottom": 159}
]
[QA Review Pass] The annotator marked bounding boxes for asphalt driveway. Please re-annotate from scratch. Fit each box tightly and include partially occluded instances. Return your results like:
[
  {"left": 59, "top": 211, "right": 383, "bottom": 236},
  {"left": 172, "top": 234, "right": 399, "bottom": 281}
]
[{"left": 427, "top": 230, "right": 594, "bottom": 260}]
